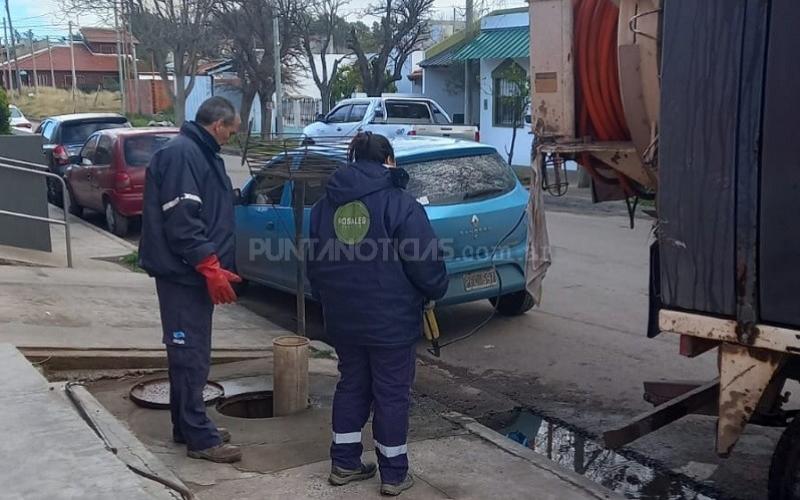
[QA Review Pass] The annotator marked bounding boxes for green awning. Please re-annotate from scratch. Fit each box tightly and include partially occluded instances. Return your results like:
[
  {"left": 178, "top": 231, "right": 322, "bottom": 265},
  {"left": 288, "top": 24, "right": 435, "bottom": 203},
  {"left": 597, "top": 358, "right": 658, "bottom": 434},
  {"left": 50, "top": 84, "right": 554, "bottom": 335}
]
[{"left": 453, "top": 27, "right": 529, "bottom": 60}]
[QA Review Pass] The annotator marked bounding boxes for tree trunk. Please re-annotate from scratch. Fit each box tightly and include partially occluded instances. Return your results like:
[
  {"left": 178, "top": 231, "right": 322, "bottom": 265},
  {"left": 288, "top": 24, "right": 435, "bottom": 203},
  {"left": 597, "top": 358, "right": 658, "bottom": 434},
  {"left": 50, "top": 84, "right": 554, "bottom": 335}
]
[
  {"left": 507, "top": 102, "right": 519, "bottom": 165},
  {"left": 320, "top": 87, "right": 331, "bottom": 114},
  {"left": 261, "top": 100, "right": 271, "bottom": 137},
  {"left": 175, "top": 80, "right": 186, "bottom": 126}
]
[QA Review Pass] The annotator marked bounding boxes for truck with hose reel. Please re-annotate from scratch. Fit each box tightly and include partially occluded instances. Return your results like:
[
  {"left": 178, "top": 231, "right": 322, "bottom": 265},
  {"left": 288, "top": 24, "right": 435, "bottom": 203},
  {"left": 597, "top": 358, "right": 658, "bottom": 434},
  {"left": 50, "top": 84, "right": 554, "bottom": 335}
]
[{"left": 526, "top": 0, "right": 800, "bottom": 498}]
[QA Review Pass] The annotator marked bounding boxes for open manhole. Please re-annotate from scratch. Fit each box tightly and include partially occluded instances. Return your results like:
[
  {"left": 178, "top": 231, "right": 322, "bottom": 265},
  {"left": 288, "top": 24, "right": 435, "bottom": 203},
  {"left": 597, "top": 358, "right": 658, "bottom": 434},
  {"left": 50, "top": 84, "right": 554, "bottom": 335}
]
[
  {"left": 217, "top": 391, "right": 274, "bottom": 419},
  {"left": 130, "top": 378, "right": 224, "bottom": 409}
]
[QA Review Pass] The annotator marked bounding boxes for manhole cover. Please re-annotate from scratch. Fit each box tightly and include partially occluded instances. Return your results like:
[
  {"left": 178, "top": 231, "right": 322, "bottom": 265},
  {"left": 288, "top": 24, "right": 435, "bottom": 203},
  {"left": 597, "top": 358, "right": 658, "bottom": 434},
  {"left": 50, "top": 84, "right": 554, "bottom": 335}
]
[
  {"left": 130, "top": 378, "right": 224, "bottom": 409},
  {"left": 216, "top": 391, "right": 274, "bottom": 419}
]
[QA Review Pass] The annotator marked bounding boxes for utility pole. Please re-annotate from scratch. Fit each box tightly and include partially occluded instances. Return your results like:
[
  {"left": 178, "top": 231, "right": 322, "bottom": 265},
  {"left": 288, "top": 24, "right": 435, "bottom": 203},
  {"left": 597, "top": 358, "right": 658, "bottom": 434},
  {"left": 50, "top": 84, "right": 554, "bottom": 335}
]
[
  {"left": 68, "top": 21, "right": 77, "bottom": 102},
  {"left": 2, "top": 17, "right": 13, "bottom": 94},
  {"left": 114, "top": 0, "right": 127, "bottom": 114},
  {"left": 124, "top": 0, "right": 141, "bottom": 114},
  {"left": 463, "top": 0, "right": 474, "bottom": 126},
  {"left": 4, "top": 1, "right": 23, "bottom": 92},
  {"left": 273, "top": 16, "right": 283, "bottom": 135},
  {"left": 28, "top": 33, "right": 38, "bottom": 93},
  {"left": 46, "top": 36, "right": 55, "bottom": 87}
]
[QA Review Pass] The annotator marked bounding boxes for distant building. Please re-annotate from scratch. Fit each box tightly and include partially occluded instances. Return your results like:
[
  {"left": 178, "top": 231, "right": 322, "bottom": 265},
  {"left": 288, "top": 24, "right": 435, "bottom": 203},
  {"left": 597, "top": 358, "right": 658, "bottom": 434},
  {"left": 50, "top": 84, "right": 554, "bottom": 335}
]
[
  {"left": 0, "top": 27, "right": 138, "bottom": 91},
  {"left": 419, "top": 7, "right": 532, "bottom": 165}
]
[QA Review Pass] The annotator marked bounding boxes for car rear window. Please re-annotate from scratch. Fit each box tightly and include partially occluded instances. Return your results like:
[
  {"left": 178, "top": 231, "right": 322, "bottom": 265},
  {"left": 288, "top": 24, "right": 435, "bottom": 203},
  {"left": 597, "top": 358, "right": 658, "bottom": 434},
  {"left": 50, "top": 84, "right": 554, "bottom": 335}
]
[
  {"left": 386, "top": 101, "right": 432, "bottom": 124},
  {"left": 61, "top": 121, "right": 128, "bottom": 144},
  {"left": 9, "top": 107, "right": 21, "bottom": 118},
  {"left": 403, "top": 153, "right": 517, "bottom": 206},
  {"left": 124, "top": 134, "right": 175, "bottom": 167}
]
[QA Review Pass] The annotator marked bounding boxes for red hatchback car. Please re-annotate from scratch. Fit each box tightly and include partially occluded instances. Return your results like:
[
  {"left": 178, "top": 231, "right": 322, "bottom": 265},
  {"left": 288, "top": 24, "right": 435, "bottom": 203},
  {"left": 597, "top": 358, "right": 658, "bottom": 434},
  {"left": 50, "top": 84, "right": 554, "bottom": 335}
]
[{"left": 65, "top": 128, "right": 179, "bottom": 236}]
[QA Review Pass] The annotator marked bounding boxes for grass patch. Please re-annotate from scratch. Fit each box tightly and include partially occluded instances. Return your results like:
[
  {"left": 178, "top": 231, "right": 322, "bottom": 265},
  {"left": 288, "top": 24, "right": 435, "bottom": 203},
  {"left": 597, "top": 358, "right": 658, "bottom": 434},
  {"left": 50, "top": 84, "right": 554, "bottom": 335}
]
[
  {"left": 118, "top": 251, "right": 145, "bottom": 273},
  {"left": 310, "top": 348, "right": 336, "bottom": 360},
  {"left": 9, "top": 87, "right": 123, "bottom": 120}
]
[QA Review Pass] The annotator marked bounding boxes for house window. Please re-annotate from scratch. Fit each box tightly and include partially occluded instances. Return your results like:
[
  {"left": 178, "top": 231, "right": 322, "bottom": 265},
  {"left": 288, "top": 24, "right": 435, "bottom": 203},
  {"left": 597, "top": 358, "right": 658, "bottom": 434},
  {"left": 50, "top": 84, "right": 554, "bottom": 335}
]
[{"left": 492, "top": 59, "right": 528, "bottom": 128}]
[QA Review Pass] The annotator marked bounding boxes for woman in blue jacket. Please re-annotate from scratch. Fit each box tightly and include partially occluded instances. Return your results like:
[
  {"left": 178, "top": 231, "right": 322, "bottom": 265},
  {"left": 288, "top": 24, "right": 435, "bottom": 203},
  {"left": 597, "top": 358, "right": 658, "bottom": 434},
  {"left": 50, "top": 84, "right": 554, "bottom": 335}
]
[{"left": 308, "top": 132, "right": 449, "bottom": 496}]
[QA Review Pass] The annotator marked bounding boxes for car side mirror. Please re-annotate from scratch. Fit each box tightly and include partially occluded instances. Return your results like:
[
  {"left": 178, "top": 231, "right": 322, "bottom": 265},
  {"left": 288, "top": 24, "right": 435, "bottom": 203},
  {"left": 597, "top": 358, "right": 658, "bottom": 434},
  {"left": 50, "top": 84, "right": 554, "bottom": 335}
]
[
  {"left": 233, "top": 187, "right": 245, "bottom": 206},
  {"left": 315, "top": 113, "right": 327, "bottom": 123},
  {"left": 81, "top": 157, "right": 93, "bottom": 167}
]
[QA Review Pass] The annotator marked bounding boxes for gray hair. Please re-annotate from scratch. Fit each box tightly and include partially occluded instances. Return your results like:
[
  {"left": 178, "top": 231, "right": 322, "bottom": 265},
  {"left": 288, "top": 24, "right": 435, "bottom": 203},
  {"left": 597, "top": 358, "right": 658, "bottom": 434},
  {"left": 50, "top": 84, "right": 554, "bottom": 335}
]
[{"left": 196, "top": 96, "right": 237, "bottom": 126}]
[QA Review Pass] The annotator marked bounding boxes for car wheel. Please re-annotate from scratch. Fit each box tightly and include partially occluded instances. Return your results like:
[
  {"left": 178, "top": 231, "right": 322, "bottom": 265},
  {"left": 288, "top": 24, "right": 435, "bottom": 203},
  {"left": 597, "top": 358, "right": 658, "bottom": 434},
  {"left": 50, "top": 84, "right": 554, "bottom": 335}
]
[
  {"left": 47, "top": 178, "right": 64, "bottom": 207},
  {"left": 105, "top": 201, "right": 130, "bottom": 237},
  {"left": 489, "top": 290, "right": 535, "bottom": 316},
  {"left": 66, "top": 187, "right": 83, "bottom": 217}
]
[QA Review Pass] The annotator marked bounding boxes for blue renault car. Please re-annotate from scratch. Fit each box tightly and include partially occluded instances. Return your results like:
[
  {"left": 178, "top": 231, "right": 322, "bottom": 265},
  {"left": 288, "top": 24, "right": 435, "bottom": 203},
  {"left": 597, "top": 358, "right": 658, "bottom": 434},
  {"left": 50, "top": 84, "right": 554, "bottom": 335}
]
[{"left": 234, "top": 137, "right": 533, "bottom": 315}]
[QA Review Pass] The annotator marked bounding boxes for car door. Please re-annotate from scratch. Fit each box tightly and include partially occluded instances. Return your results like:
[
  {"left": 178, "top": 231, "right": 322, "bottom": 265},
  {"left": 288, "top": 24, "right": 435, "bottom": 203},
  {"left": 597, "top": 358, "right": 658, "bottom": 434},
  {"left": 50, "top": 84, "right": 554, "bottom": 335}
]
[
  {"left": 319, "top": 104, "right": 352, "bottom": 138},
  {"left": 87, "top": 134, "right": 114, "bottom": 211},
  {"left": 235, "top": 159, "right": 292, "bottom": 288},
  {"left": 68, "top": 135, "right": 98, "bottom": 207}
]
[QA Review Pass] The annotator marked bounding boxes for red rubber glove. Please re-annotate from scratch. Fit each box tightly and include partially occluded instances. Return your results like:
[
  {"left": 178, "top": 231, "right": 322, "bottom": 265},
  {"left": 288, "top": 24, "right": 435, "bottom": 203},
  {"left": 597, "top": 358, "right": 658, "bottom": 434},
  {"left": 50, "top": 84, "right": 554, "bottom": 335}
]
[{"left": 195, "top": 255, "right": 242, "bottom": 305}]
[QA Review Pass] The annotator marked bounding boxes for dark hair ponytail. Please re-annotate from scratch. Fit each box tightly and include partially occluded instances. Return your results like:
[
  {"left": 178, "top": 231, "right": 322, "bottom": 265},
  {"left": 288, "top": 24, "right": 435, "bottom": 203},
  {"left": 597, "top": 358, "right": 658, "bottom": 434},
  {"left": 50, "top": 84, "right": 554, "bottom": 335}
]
[{"left": 348, "top": 131, "right": 395, "bottom": 164}]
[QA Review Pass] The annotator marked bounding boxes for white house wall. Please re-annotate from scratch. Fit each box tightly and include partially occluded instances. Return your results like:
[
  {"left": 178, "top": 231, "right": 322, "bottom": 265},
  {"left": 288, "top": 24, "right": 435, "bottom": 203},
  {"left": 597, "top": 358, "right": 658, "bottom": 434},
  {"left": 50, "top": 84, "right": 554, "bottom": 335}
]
[
  {"left": 479, "top": 57, "right": 532, "bottom": 167},
  {"left": 422, "top": 67, "right": 465, "bottom": 118}
]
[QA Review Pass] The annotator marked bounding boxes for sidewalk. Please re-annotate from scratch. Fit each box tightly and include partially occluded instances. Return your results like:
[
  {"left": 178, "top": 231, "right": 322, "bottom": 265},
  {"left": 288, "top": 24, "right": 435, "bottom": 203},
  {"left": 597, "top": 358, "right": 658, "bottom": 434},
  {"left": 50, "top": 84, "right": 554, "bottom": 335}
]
[
  {"left": 0, "top": 205, "right": 136, "bottom": 270},
  {"left": 88, "top": 358, "right": 620, "bottom": 500}
]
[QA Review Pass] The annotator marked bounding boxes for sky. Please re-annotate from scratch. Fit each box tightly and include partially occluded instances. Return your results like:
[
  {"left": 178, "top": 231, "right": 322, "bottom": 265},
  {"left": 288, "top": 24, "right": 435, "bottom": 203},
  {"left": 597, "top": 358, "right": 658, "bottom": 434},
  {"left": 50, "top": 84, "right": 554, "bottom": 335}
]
[{"left": 4, "top": 0, "right": 525, "bottom": 42}]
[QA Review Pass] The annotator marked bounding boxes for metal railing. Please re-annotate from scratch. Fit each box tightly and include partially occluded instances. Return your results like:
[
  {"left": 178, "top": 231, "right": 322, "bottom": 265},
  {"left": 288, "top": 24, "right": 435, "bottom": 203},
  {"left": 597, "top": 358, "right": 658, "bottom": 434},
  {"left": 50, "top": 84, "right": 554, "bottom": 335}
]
[{"left": 0, "top": 158, "right": 73, "bottom": 267}]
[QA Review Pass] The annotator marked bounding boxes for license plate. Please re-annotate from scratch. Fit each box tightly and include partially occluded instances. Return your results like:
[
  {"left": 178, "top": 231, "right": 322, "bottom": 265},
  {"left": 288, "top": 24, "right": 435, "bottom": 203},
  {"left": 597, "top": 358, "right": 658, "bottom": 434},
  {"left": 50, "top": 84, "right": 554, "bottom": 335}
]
[{"left": 463, "top": 270, "right": 498, "bottom": 292}]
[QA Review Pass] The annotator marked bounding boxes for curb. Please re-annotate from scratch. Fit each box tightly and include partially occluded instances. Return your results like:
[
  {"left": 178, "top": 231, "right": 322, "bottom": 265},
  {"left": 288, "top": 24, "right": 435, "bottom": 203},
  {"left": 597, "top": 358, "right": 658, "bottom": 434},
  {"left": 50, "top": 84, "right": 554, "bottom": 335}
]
[
  {"left": 54, "top": 206, "right": 138, "bottom": 253},
  {"left": 441, "top": 411, "right": 622, "bottom": 500}
]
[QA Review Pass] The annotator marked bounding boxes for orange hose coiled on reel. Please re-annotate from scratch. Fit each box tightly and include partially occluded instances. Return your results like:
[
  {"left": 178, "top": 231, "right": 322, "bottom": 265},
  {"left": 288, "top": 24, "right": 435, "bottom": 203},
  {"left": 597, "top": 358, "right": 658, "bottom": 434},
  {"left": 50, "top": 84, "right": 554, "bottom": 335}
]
[{"left": 573, "top": 0, "right": 635, "bottom": 196}]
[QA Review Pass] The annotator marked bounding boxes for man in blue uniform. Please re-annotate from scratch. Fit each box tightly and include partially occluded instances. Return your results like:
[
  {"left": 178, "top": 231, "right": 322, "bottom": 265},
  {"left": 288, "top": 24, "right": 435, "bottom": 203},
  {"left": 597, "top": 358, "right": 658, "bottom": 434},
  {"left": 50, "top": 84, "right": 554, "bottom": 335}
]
[
  {"left": 308, "top": 132, "right": 449, "bottom": 496},
  {"left": 139, "top": 96, "right": 243, "bottom": 463}
]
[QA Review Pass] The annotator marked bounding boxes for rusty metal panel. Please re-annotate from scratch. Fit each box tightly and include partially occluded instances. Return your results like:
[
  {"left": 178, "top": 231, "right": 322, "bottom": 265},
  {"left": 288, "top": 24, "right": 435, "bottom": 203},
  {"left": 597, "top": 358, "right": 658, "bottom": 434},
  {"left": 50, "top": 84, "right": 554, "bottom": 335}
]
[
  {"left": 717, "top": 343, "right": 784, "bottom": 456},
  {"left": 529, "top": 0, "right": 574, "bottom": 138},
  {"left": 759, "top": 0, "right": 800, "bottom": 328}
]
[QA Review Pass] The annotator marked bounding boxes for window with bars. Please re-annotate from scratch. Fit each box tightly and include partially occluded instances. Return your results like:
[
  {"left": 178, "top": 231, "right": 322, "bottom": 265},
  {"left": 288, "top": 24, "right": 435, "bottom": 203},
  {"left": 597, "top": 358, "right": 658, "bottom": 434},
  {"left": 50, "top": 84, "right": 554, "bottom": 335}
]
[{"left": 492, "top": 59, "right": 528, "bottom": 128}]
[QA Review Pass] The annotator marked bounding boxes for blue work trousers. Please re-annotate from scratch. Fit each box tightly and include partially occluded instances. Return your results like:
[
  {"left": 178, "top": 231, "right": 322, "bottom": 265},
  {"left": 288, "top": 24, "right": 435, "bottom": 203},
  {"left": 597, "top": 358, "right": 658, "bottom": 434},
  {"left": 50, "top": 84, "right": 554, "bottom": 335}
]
[
  {"left": 330, "top": 343, "right": 416, "bottom": 485},
  {"left": 156, "top": 278, "right": 222, "bottom": 452}
]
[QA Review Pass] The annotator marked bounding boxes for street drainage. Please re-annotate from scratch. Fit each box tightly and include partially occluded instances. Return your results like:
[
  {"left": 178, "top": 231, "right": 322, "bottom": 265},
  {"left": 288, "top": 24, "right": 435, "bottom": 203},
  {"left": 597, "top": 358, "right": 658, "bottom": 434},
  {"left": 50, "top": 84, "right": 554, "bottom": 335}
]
[{"left": 216, "top": 391, "right": 275, "bottom": 419}]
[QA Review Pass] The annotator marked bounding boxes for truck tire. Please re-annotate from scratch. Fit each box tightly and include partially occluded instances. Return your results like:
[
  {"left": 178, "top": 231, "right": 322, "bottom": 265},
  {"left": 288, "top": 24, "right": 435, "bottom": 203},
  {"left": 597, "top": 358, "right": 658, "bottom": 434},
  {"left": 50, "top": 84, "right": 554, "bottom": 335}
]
[
  {"left": 489, "top": 290, "right": 535, "bottom": 316},
  {"left": 769, "top": 417, "right": 800, "bottom": 500}
]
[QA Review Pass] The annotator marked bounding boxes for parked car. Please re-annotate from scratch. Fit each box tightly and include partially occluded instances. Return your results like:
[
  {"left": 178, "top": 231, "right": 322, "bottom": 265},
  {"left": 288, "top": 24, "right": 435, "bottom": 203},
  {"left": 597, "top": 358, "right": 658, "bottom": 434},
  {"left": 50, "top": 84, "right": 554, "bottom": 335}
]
[
  {"left": 8, "top": 105, "right": 32, "bottom": 131},
  {"left": 36, "top": 113, "right": 131, "bottom": 205},
  {"left": 235, "top": 136, "right": 533, "bottom": 314},
  {"left": 302, "top": 96, "right": 479, "bottom": 142},
  {"left": 65, "top": 128, "right": 178, "bottom": 236}
]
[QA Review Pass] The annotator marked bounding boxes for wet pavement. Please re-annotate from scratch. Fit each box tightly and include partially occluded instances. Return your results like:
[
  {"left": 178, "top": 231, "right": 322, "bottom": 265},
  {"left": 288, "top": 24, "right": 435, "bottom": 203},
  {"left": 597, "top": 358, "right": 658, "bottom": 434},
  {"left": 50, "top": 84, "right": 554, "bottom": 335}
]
[{"left": 489, "top": 409, "right": 725, "bottom": 500}]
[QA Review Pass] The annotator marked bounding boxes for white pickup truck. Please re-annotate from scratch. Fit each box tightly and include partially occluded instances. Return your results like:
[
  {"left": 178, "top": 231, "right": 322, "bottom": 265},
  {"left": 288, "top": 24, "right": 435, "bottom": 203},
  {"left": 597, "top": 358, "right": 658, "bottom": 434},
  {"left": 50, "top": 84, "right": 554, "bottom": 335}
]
[{"left": 302, "top": 96, "right": 479, "bottom": 142}]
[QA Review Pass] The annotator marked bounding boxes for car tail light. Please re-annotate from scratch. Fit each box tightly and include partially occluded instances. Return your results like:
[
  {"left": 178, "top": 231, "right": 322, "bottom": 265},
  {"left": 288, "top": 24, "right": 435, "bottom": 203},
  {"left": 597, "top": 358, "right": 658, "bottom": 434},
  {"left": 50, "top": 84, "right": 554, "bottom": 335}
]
[
  {"left": 53, "top": 145, "right": 69, "bottom": 165},
  {"left": 474, "top": 130, "right": 480, "bottom": 142},
  {"left": 115, "top": 171, "right": 132, "bottom": 192},
  {"left": 407, "top": 129, "right": 416, "bottom": 136}
]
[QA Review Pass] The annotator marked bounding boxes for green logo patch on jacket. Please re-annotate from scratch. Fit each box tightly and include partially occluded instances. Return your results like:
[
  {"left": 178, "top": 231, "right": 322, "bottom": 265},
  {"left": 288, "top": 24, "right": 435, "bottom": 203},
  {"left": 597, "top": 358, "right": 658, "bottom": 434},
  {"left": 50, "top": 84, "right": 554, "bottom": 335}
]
[{"left": 333, "top": 201, "right": 370, "bottom": 244}]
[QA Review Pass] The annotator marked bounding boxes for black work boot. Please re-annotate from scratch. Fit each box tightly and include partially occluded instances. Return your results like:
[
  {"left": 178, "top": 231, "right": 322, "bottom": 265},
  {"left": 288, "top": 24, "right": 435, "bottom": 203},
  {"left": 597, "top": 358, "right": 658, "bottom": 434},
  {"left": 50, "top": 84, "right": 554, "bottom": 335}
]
[
  {"left": 328, "top": 462, "right": 378, "bottom": 486},
  {"left": 174, "top": 427, "right": 231, "bottom": 444},
  {"left": 187, "top": 443, "right": 242, "bottom": 463},
  {"left": 381, "top": 474, "right": 415, "bottom": 496}
]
